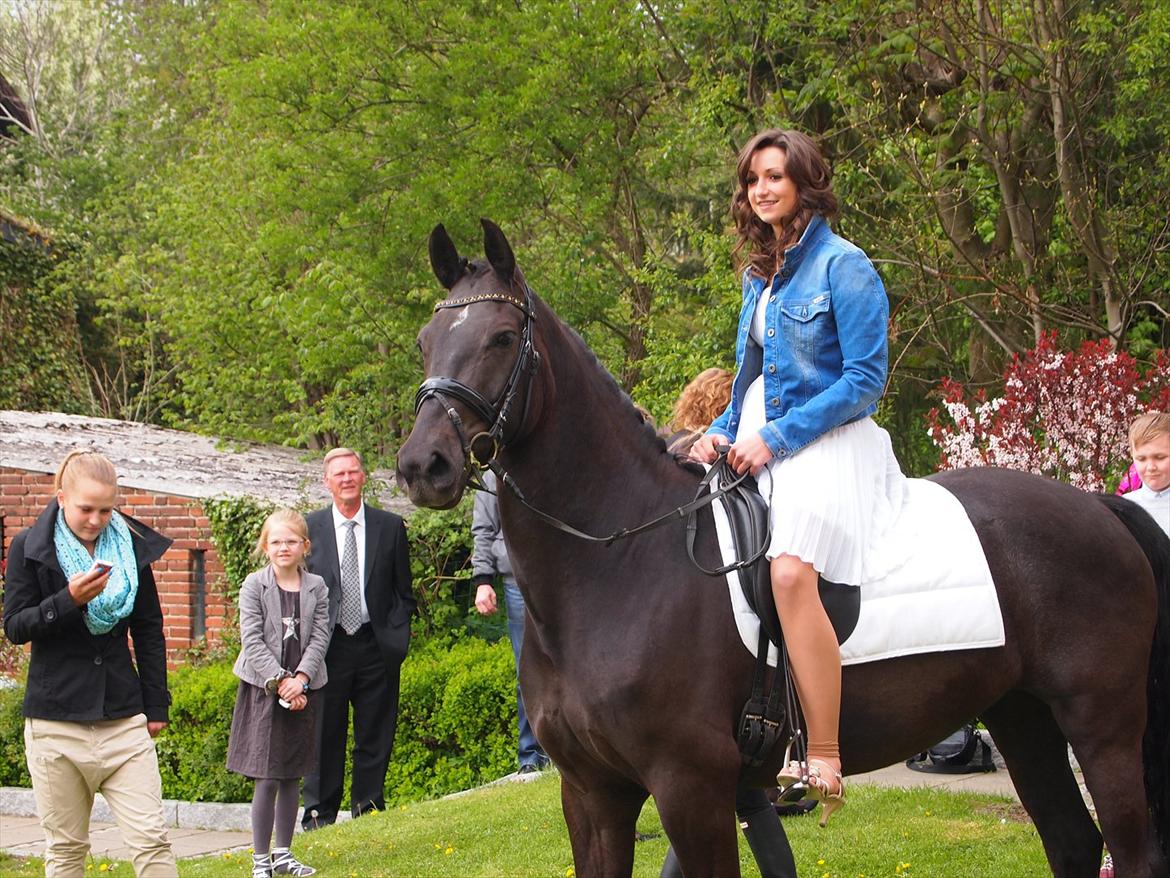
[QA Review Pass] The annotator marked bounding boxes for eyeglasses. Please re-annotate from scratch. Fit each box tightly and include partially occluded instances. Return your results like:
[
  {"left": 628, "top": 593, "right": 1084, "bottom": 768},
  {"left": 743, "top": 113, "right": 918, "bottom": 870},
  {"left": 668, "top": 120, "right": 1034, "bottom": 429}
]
[{"left": 268, "top": 539, "right": 304, "bottom": 549}]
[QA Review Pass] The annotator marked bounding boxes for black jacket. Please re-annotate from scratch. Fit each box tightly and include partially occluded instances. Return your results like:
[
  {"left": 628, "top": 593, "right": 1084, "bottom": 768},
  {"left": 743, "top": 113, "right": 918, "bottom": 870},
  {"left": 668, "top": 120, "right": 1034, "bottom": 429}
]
[
  {"left": 305, "top": 504, "right": 415, "bottom": 667},
  {"left": 2, "top": 500, "right": 172, "bottom": 722}
]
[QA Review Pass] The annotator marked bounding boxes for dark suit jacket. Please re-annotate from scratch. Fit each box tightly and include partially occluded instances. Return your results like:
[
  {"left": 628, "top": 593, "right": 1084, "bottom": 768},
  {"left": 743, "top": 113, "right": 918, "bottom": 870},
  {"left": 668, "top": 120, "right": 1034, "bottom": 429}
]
[
  {"left": 3, "top": 500, "right": 172, "bottom": 722},
  {"left": 305, "top": 504, "right": 415, "bottom": 667}
]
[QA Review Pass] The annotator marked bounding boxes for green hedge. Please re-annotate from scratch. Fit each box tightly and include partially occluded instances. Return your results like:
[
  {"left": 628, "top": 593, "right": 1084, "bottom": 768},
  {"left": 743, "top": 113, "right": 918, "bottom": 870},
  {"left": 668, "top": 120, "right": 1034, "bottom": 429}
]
[
  {"left": 0, "top": 638, "right": 521, "bottom": 804},
  {"left": 154, "top": 660, "right": 252, "bottom": 802},
  {"left": 386, "top": 637, "right": 518, "bottom": 805},
  {"left": 0, "top": 685, "right": 30, "bottom": 787}
]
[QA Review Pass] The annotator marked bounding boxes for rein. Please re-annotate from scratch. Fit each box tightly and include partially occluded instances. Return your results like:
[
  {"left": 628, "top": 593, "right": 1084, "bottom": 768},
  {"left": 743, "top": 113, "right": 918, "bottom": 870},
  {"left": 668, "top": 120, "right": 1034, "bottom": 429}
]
[{"left": 486, "top": 453, "right": 761, "bottom": 560}]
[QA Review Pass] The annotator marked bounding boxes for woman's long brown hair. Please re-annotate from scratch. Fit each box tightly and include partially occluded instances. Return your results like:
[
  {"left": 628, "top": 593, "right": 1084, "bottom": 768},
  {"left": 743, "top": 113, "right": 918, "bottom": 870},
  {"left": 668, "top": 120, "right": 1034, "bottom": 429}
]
[{"left": 731, "top": 129, "right": 838, "bottom": 280}]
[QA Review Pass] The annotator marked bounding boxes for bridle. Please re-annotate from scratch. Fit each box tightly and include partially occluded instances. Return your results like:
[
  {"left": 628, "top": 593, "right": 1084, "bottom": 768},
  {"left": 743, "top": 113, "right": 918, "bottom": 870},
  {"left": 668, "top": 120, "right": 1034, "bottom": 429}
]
[
  {"left": 413, "top": 286, "right": 541, "bottom": 488},
  {"left": 412, "top": 284, "right": 766, "bottom": 563}
]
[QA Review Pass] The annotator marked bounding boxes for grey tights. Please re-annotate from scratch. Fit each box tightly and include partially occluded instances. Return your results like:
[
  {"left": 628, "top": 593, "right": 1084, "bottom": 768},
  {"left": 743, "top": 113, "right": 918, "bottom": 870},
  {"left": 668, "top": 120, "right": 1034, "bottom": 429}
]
[{"left": 251, "top": 778, "right": 300, "bottom": 854}]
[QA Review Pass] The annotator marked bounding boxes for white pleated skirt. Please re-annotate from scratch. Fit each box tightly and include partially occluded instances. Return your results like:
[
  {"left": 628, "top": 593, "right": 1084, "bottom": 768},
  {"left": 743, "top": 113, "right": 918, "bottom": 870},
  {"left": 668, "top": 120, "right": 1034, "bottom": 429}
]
[{"left": 737, "top": 375, "right": 907, "bottom": 585}]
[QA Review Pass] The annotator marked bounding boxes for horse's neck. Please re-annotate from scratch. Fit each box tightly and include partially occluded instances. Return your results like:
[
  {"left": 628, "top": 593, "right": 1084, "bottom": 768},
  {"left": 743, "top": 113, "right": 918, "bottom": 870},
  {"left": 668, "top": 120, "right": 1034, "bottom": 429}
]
[
  {"left": 497, "top": 339, "right": 697, "bottom": 636},
  {"left": 511, "top": 337, "right": 682, "bottom": 525}
]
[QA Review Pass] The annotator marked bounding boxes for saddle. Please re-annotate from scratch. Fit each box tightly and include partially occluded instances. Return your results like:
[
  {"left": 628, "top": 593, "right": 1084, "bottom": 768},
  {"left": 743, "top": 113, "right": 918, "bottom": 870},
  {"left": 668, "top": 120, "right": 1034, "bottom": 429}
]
[{"left": 687, "top": 454, "right": 861, "bottom": 767}]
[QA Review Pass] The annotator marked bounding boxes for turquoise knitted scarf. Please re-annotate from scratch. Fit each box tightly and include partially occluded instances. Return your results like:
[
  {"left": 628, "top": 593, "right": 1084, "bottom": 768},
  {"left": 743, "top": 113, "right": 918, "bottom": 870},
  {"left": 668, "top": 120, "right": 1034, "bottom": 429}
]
[{"left": 54, "top": 509, "right": 140, "bottom": 635}]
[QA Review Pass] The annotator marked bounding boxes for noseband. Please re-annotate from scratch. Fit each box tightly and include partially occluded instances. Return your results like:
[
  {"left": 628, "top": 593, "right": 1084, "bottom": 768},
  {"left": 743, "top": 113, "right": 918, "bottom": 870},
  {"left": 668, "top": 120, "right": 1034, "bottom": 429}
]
[{"left": 413, "top": 288, "right": 540, "bottom": 481}]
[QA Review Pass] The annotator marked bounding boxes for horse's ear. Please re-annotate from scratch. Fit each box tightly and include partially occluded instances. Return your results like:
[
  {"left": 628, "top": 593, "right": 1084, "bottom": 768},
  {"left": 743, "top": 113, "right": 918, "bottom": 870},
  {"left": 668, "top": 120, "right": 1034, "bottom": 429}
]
[
  {"left": 481, "top": 218, "right": 516, "bottom": 284},
  {"left": 429, "top": 224, "right": 465, "bottom": 290}
]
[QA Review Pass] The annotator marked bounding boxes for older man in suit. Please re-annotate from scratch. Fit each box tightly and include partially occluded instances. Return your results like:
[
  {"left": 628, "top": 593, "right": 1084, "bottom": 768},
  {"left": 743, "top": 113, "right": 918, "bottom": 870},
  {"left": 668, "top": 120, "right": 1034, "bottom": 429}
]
[{"left": 301, "top": 448, "right": 415, "bottom": 829}]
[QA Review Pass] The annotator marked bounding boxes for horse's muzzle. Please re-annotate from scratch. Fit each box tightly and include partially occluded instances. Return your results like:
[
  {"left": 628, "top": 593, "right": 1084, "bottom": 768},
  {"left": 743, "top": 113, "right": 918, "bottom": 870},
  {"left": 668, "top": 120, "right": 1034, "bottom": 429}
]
[{"left": 395, "top": 411, "right": 468, "bottom": 509}]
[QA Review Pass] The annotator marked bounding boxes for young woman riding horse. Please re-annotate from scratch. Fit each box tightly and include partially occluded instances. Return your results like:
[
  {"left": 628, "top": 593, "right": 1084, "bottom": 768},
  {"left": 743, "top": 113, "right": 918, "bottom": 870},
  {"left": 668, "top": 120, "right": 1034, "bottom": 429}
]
[{"left": 692, "top": 129, "right": 897, "bottom": 822}]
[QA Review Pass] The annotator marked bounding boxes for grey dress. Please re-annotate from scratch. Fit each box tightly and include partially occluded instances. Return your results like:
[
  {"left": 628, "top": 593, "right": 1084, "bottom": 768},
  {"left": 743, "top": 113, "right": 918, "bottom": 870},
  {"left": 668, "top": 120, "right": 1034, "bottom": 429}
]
[{"left": 226, "top": 588, "right": 317, "bottom": 780}]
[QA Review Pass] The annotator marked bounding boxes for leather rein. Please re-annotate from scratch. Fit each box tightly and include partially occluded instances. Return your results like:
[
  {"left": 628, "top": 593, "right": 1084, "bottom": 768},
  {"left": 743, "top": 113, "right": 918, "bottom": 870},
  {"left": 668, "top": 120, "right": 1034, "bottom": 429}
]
[{"left": 413, "top": 288, "right": 764, "bottom": 566}]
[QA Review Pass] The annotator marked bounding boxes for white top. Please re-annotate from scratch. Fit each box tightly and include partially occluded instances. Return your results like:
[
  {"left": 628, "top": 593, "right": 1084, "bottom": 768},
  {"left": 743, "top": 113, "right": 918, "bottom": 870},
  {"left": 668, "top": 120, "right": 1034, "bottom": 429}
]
[
  {"left": 331, "top": 502, "right": 370, "bottom": 624},
  {"left": 749, "top": 274, "right": 779, "bottom": 346},
  {"left": 739, "top": 276, "right": 780, "bottom": 443},
  {"left": 1127, "top": 485, "right": 1170, "bottom": 537}
]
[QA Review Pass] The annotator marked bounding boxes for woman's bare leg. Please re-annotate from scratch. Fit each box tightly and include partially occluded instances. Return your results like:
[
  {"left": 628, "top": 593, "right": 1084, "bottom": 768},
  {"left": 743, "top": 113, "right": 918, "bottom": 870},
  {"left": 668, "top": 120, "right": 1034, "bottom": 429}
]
[{"left": 771, "top": 554, "right": 841, "bottom": 784}]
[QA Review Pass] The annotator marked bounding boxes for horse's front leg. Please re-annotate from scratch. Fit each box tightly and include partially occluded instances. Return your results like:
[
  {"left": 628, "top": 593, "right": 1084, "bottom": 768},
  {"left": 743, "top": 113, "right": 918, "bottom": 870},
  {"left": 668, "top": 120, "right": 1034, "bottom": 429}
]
[
  {"left": 653, "top": 773, "right": 742, "bottom": 878},
  {"left": 561, "top": 774, "right": 648, "bottom": 878}
]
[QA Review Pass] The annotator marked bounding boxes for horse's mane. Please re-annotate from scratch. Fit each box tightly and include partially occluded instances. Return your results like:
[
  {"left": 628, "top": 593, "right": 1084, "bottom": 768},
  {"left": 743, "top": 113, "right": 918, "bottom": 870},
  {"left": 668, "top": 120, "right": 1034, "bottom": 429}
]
[
  {"left": 460, "top": 257, "right": 703, "bottom": 476},
  {"left": 526, "top": 283, "right": 704, "bottom": 476}
]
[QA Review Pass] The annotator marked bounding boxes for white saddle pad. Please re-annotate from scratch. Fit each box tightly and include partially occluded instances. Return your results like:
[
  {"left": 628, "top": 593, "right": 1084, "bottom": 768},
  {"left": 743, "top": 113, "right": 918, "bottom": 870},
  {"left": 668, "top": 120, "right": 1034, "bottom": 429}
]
[{"left": 710, "top": 475, "right": 1005, "bottom": 666}]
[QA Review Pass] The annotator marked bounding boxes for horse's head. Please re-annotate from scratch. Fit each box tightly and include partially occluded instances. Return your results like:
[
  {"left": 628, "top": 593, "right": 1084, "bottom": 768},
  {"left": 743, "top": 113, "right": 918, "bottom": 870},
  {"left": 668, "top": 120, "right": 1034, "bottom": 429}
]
[{"left": 396, "top": 219, "right": 543, "bottom": 509}]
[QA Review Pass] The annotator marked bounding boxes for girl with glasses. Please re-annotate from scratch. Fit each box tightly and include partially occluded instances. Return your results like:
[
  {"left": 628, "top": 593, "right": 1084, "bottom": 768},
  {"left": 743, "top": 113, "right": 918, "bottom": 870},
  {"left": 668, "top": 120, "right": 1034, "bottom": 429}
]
[{"left": 227, "top": 508, "right": 330, "bottom": 877}]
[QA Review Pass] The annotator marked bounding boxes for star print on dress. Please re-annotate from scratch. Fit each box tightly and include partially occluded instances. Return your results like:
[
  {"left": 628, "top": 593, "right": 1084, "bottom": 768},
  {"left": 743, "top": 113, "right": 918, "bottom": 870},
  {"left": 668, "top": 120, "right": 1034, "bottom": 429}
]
[{"left": 282, "top": 615, "right": 298, "bottom": 641}]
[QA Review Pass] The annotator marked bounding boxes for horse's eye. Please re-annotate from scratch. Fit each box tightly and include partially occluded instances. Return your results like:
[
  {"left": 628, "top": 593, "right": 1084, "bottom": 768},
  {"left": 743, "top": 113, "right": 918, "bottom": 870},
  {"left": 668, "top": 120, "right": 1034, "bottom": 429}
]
[{"left": 491, "top": 331, "right": 516, "bottom": 349}]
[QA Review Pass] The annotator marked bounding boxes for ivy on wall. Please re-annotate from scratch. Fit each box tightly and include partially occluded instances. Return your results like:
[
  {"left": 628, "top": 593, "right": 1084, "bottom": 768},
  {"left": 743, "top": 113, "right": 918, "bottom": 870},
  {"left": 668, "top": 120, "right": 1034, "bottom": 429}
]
[{"left": 203, "top": 494, "right": 276, "bottom": 604}]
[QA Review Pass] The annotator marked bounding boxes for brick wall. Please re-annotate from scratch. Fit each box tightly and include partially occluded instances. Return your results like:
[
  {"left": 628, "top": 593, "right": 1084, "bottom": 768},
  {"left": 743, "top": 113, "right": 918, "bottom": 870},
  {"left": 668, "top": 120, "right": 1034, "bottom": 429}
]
[{"left": 1, "top": 466, "right": 231, "bottom": 665}]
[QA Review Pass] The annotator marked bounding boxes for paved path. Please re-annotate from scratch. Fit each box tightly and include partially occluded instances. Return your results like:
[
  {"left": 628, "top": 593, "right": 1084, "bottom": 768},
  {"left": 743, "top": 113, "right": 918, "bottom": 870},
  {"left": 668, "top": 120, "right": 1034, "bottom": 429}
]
[
  {"left": 1, "top": 758, "right": 1067, "bottom": 863},
  {"left": 0, "top": 787, "right": 255, "bottom": 862},
  {"left": 0, "top": 813, "right": 253, "bottom": 861}
]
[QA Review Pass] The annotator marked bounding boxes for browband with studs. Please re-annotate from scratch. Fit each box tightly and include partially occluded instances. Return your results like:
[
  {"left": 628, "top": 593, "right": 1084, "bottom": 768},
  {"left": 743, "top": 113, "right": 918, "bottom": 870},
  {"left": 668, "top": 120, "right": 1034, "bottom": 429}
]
[{"left": 433, "top": 292, "right": 533, "bottom": 317}]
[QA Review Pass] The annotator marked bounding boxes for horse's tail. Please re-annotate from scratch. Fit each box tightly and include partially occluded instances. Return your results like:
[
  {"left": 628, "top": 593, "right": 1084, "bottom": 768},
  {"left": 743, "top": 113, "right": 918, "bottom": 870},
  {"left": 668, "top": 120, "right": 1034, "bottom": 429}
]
[{"left": 1098, "top": 494, "right": 1170, "bottom": 860}]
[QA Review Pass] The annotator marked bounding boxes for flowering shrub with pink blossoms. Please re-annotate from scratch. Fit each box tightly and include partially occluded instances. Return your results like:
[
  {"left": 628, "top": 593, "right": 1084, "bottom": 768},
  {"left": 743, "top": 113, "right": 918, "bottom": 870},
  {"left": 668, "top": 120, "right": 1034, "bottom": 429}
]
[{"left": 927, "top": 334, "right": 1170, "bottom": 492}]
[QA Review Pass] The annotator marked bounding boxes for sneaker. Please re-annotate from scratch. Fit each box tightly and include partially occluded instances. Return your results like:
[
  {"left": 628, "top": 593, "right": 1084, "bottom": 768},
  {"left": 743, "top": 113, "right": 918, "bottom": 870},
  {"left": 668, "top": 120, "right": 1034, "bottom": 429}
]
[{"left": 272, "top": 848, "right": 316, "bottom": 876}]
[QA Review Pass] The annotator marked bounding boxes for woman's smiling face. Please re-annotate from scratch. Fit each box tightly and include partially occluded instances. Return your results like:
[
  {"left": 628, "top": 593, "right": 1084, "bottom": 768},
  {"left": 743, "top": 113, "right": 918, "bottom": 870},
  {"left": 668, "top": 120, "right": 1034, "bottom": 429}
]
[{"left": 746, "top": 146, "right": 800, "bottom": 234}]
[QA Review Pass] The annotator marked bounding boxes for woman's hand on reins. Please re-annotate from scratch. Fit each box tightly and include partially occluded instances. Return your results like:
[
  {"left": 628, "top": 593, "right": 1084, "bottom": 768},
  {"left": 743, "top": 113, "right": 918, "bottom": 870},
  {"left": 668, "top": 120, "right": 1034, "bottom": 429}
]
[
  {"left": 689, "top": 433, "right": 726, "bottom": 464},
  {"left": 727, "top": 433, "right": 773, "bottom": 476}
]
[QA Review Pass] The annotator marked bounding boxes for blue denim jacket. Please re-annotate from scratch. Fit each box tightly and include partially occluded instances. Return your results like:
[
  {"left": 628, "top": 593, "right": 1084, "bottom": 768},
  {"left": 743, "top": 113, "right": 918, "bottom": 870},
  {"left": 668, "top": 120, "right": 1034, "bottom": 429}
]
[{"left": 708, "top": 215, "right": 888, "bottom": 459}]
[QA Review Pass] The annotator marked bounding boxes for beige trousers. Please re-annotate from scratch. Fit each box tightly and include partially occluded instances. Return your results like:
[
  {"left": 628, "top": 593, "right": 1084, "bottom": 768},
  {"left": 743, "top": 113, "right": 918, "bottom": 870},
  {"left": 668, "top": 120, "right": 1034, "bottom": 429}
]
[{"left": 24, "top": 714, "right": 177, "bottom": 878}]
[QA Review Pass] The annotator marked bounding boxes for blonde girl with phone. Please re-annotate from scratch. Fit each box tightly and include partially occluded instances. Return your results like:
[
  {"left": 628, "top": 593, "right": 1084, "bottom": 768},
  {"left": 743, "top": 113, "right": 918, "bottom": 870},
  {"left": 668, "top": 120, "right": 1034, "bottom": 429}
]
[{"left": 2, "top": 450, "right": 177, "bottom": 876}]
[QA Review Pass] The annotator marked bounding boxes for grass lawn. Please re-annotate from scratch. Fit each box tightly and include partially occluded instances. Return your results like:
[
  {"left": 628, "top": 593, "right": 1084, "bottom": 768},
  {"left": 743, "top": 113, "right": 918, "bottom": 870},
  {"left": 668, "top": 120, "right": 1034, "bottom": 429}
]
[{"left": 0, "top": 775, "right": 1049, "bottom": 877}]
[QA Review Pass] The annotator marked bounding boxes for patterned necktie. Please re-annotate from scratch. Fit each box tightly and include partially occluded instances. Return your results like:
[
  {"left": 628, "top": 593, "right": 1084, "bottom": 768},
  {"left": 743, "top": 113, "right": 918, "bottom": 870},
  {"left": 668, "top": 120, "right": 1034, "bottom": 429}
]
[{"left": 339, "top": 519, "right": 362, "bottom": 635}]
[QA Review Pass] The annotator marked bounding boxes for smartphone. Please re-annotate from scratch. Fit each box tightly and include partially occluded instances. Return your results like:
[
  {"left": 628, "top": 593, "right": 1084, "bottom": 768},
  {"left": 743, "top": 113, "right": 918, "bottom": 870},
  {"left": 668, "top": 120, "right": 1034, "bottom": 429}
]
[{"left": 89, "top": 559, "right": 115, "bottom": 577}]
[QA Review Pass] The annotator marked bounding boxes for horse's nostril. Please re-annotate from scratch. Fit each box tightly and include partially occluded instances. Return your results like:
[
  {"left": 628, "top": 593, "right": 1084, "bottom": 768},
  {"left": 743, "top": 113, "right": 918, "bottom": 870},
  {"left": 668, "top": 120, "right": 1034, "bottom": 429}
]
[{"left": 425, "top": 450, "right": 451, "bottom": 481}]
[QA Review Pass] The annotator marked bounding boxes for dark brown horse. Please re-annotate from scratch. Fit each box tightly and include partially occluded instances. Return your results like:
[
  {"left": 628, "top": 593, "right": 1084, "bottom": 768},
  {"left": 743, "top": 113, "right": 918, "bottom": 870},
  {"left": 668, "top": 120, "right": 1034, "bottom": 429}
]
[{"left": 396, "top": 220, "right": 1170, "bottom": 878}]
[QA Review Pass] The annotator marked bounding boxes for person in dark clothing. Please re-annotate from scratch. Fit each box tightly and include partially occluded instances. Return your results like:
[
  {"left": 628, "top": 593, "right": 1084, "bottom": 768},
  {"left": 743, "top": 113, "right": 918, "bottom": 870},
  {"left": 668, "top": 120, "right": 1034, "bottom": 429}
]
[
  {"left": 2, "top": 450, "right": 176, "bottom": 877},
  {"left": 300, "top": 448, "right": 415, "bottom": 829}
]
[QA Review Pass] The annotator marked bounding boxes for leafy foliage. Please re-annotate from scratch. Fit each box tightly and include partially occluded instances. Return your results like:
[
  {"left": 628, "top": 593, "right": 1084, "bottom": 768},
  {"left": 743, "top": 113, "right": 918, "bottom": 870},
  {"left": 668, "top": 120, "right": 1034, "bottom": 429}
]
[
  {"left": 0, "top": 642, "right": 520, "bottom": 805},
  {"left": 386, "top": 637, "right": 518, "bottom": 805},
  {"left": 203, "top": 495, "right": 277, "bottom": 605},
  {"left": 407, "top": 500, "right": 476, "bottom": 642},
  {"left": 0, "top": 231, "right": 88, "bottom": 412},
  {"left": 153, "top": 661, "right": 252, "bottom": 803},
  {"left": 0, "top": 684, "right": 30, "bottom": 788},
  {"left": 2, "top": 0, "right": 1168, "bottom": 476},
  {"left": 928, "top": 335, "right": 1170, "bottom": 490}
]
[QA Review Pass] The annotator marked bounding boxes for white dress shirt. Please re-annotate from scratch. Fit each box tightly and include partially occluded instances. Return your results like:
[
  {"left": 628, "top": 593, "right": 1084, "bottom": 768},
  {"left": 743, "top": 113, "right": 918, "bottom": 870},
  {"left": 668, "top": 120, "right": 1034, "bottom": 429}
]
[
  {"left": 1128, "top": 484, "right": 1170, "bottom": 537},
  {"left": 331, "top": 503, "right": 370, "bottom": 624}
]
